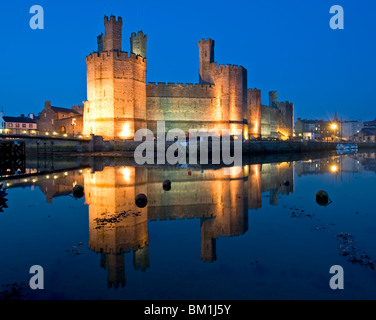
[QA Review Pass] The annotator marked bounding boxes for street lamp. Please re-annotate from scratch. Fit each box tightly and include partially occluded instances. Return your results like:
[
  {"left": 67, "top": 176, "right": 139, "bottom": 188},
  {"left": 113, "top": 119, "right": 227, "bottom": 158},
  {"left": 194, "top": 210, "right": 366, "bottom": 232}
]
[{"left": 330, "top": 123, "right": 339, "bottom": 141}]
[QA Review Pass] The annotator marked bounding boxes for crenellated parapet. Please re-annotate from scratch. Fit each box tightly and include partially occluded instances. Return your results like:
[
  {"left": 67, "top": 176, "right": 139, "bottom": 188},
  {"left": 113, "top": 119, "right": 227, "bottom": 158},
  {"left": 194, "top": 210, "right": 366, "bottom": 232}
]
[
  {"left": 199, "top": 38, "right": 215, "bottom": 45},
  {"left": 248, "top": 88, "right": 261, "bottom": 94},
  {"left": 105, "top": 15, "right": 122, "bottom": 23},
  {"left": 104, "top": 15, "right": 122, "bottom": 52},
  {"left": 89, "top": 239, "right": 149, "bottom": 255},
  {"left": 147, "top": 82, "right": 216, "bottom": 98},
  {"left": 86, "top": 51, "right": 146, "bottom": 64},
  {"left": 215, "top": 63, "right": 245, "bottom": 71}
]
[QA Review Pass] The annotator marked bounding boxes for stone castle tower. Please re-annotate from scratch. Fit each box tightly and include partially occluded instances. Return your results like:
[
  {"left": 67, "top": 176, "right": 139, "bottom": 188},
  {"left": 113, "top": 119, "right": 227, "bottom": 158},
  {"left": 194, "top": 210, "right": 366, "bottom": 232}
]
[
  {"left": 83, "top": 15, "right": 147, "bottom": 140},
  {"left": 198, "top": 39, "right": 248, "bottom": 135},
  {"left": 130, "top": 31, "right": 147, "bottom": 58}
]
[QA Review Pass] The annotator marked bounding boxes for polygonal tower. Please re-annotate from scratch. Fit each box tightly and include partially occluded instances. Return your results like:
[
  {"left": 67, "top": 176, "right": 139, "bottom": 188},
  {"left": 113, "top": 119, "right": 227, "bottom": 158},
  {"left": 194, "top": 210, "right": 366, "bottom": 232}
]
[
  {"left": 130, "top": 31, "right": 147, "bottom": 58},
  {"left": 198, "top": 39, "right": 215, "bottom": 84},
  {"left": 198, "top": 38, "right": 247, "bottom": 135},
  {"left": 83, "top": 15, "right": 147, "bottom": 140},
  {"left": 269, "top": 91, "right": 277, "bottom": 109}
]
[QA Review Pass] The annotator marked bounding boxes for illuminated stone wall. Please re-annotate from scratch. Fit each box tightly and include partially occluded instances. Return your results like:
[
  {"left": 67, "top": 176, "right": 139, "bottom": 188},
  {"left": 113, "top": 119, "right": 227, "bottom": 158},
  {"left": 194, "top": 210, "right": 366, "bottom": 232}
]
[
  {"left": 146, "top": 83, "right": 232, "bottom": 133},
  {"left": 247, "top": 89, "right": 262, "bottom": 138},
  {"left": 261, "top": 99, "right": 294, "bottom": 139}
]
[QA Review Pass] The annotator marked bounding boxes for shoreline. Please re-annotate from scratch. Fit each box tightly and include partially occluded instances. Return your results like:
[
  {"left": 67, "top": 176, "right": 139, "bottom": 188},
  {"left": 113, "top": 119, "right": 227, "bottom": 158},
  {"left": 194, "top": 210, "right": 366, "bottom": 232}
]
[{"left": 23, "top": 141, "right": 376, "bottom": 158}]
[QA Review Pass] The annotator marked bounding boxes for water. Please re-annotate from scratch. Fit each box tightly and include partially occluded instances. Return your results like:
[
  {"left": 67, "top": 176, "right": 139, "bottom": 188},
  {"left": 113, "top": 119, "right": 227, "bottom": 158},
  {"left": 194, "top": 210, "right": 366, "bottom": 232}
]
[{"left": 0, "top": 152, "right": 376, "bottom": 300}]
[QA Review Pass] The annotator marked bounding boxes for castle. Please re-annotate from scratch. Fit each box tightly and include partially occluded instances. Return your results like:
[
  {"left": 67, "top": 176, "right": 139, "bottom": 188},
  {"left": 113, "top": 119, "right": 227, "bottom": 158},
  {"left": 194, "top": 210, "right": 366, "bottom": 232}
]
[{"left": 82, "top": 15, "right": 294, "bottom": 141}]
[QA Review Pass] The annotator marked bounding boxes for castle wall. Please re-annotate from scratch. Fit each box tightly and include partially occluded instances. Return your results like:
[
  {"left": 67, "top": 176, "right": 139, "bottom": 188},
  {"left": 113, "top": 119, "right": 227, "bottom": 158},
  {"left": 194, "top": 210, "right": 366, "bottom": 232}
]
[
  {"left": 260, "top": 105, "right": 278, "bottom": 137},
  {"left": 276, "top": 101, "right": 294, "bottom": 139},
  {"left": 146, "top": 82, "right": 235, "bottom": 133},
  {"left": 260, "top": 101, "right": 294, "bottom": 139},
  {"left": 247, "top": 89, "right": 261, "bottom": 138}
]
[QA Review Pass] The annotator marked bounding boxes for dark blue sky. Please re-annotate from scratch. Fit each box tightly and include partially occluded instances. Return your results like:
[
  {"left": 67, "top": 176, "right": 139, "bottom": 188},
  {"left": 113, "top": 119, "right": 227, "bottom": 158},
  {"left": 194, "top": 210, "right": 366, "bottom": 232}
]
[{"left": 1, "top": 0, "right": 375, "bottom": 121}]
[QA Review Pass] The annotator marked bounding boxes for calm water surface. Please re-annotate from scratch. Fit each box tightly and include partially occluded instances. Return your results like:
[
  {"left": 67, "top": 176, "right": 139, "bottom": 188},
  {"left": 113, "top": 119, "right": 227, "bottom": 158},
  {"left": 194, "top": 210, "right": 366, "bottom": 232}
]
[{"left": 1, "top": 152, "right": 376, "bottom": 300}]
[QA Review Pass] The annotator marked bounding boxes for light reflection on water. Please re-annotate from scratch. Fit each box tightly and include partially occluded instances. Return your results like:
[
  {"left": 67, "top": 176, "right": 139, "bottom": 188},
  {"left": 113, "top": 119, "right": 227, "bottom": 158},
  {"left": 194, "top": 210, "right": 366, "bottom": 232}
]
[{"left": 0, "top": 152, "right": 376, "bottom": 300}]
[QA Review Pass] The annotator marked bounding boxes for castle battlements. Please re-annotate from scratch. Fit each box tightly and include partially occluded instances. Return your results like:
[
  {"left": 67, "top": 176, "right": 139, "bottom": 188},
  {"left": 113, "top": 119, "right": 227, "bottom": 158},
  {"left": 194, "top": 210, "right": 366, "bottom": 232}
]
[
  {"left": 199, "top": 38, "right": 215, "bottom": 45},
  {"left": 89, "top": 239, "right": 149, "bottom": 255},
  {"left": 147, "top": 82, "right": 216, "bottom": 98},
  {"left": 215, "top": 63, "right": 245, "bottom": 71},
  {"left": 147, "top": 82, "right": 214, "bottom": 89},
  {"left": 131, "top": 31, "right": 147, "bottom": 39},
  {"left": 148, "top": 212, "right": 214, "bottom": 222},
  {"left": 248, "top": 88, "right": 261, "bottom": 94},
  {"left": 86, "top": 51, "right": 146, "bottom": 63},
  {"left": 105, "top": 15, "right": 122, "bottom": 22}
]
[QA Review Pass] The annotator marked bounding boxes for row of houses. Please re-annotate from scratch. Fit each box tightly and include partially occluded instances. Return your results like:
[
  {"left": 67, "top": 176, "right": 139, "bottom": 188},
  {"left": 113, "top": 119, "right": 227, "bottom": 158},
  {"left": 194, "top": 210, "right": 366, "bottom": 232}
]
[
  {"left": 0, "top": 101, "right": 84, "bottom": 136},
  {"left": 295, "top": 116, "right": 376, "bottom": 142}
]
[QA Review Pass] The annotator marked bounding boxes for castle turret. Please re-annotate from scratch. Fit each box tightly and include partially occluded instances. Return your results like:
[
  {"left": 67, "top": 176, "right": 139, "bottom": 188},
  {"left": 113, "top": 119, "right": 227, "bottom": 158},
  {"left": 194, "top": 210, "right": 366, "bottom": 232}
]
[
  {"left": 199, "top": 39, "right": 215, "bottom": 84},
  {"left": 269, "top": 91, "right": 277, "bottom": 108},
  {"left": 201, "top": 236, "right": 217, "bottom": 263},
  {"left": 133, "top": 245, "right": 150, "bottom": 271},
  {"left": 97, "top": 33, "right": 105, "bottom": 52},
  {"left": 107, "top": 252, "right": 126, "bottom": 289},
  {"left": 104, "top": 15, "right": 123, "bottom": 51},
  {"left": 131, "top": 31, "right": 147, "bottom": 58}
]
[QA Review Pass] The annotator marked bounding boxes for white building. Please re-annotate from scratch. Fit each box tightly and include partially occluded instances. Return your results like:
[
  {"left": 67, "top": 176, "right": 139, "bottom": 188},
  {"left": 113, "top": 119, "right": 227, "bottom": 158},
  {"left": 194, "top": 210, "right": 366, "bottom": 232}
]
[{"left": 1, "top": 112, "right": 38, "bottom": 135}]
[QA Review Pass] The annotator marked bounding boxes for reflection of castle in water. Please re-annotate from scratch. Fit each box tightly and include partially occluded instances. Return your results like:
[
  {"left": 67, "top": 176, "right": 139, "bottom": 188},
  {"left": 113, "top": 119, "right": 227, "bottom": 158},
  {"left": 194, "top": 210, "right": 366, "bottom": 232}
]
[
  {"left": 3, "top": 154, "right": 376, "bottom": 288},
  {"left": 2, "top": 160, "right": 295, "bottom": 289},
  {"left": 83, "top": 163, "right": 294, "bottom": 288}
]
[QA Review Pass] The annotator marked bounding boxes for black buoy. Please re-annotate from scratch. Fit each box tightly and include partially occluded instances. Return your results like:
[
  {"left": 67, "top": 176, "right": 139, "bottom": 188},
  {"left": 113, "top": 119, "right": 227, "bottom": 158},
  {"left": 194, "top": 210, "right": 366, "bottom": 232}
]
[
  {"left": 73, "top": 185, "right": 84, "bottom": 199},
  {"left": 316, "top": 190, "right": 329, "bottom": 206},
  {"left": 163, "top": 180, "right": 171, "bottom": 191},
  {"left": 135, "top": 194, "right": 148, "bottom": 208}
]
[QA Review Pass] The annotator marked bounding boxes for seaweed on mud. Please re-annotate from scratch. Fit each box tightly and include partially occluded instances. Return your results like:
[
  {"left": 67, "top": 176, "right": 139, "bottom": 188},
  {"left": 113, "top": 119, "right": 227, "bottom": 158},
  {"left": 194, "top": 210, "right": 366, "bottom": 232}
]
[
  {"left": 289, "top": 206, "right": 313, "bottom": 219},
  {"left": 0, "top": 282, "right": 31, "bottom": 300},
  {"left": 94, "top": 210, "right": 142, "bottom": 230},
  {"left": 336, "top": 233, "right": 375, "bottom": 270}
]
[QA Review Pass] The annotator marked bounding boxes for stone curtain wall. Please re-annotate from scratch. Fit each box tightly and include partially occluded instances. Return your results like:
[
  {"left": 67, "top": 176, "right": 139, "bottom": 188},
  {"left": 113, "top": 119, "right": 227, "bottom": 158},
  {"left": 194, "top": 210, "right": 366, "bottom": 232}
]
[
  {"left": 146, "top": 82, "right": 230, "bottom": 133},
  {"left": 260, "top": 102, "right": 294, "bottom": 139}
]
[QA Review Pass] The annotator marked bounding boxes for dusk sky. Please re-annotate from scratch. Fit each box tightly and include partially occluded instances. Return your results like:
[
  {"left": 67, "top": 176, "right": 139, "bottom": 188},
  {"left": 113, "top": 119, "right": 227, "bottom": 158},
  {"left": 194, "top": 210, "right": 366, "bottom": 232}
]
[{"left": 1, "top": 0, "right": 375, "bottom": 121}]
